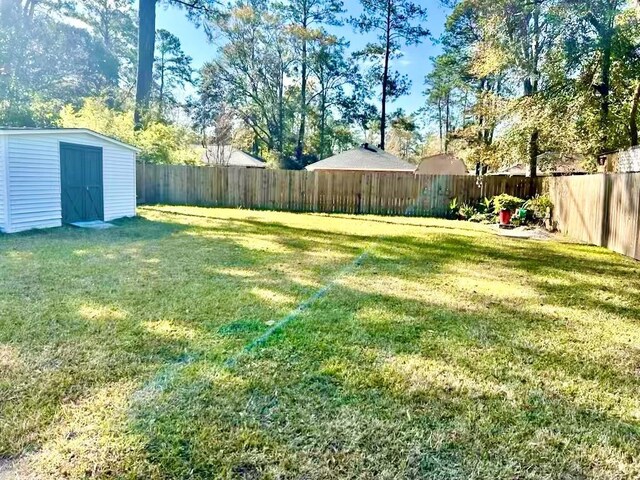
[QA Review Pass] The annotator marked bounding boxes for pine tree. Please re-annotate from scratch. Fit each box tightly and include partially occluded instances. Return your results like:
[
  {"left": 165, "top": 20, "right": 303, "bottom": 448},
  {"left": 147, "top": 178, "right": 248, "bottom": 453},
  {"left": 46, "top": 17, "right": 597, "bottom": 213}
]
[{"left": 351, "top": 0, "right": 428, "bottom": 150}]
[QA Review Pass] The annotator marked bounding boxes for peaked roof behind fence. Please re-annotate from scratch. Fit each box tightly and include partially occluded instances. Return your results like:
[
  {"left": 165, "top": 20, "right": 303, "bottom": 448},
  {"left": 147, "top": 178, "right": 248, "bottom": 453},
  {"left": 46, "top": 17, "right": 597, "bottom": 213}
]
[
  {"left": 305, "top": 145, "right": 416, "bottom": 173},
  {"left": 201, "top": 146, "right": 267, "bottom": 168},
  {"left": 415, "top": 153, "right": 469, "bottom": 175}
]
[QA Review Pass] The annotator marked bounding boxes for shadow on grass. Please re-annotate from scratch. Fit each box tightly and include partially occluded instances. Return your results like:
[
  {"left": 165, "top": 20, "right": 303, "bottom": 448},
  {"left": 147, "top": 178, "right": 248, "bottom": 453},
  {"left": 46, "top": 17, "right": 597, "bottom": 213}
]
[
  {"left": 126, "top": 282, "right": 640, "bottom": 478},
  {"left": 123, "top": 214, "right": 640, "bottom": 477},
  {"left": 1, "top": 208, "right": 639, "bottom": 478},
  {"left": 0, "top": 213, "right": 366, "bottom": 457}
]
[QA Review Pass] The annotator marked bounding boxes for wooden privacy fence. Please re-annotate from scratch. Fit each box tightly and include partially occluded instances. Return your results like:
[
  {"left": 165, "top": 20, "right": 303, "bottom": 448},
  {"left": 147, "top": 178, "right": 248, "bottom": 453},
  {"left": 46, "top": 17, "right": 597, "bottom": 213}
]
[
  {"left": 137, "top": 163, "right": 541, "bottom": 217},
  {"left": 545, "top": 173, "right": 640, "bottom": 260}
]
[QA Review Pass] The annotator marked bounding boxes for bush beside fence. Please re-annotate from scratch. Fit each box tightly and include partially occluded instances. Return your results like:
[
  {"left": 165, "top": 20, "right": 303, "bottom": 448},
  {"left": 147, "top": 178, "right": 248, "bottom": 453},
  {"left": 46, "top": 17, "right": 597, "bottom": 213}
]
[{"left": 136, "top": 163, "right": 541, "bottom": 217}]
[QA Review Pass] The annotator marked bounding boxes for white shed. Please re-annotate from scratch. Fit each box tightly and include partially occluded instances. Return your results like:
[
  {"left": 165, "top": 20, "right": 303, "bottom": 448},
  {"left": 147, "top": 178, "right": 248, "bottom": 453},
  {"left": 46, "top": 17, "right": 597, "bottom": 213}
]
[{"left": 0, "top": 128, "right": 138, "bottom": 233}]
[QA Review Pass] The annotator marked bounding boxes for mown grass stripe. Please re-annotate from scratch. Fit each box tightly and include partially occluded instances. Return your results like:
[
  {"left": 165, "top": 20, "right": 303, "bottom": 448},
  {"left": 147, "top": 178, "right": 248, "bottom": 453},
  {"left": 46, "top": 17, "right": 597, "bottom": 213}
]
[
  {"left": 130, "top": 250, "right": 370, "bottom": 404},
  {"left": 224, "top": 250, "right": 370, "bottom": 368}
]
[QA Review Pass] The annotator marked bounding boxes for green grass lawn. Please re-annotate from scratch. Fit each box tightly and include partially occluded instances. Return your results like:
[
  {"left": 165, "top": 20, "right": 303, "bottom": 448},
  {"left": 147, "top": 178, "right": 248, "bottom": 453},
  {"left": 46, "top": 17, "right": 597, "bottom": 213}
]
[{"left": 1, "top": 206, "right": 640, "bottom": 479}]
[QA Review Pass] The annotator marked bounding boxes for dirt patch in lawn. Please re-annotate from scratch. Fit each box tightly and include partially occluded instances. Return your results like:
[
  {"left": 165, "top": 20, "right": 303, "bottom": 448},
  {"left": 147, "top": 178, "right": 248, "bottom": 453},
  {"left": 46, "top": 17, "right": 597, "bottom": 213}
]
[
  {"left": 0, "top": 458, "right": 19, "bottom": 480},
  {"left": 491, "top": 224, "right": 563, "bottom": 241}
]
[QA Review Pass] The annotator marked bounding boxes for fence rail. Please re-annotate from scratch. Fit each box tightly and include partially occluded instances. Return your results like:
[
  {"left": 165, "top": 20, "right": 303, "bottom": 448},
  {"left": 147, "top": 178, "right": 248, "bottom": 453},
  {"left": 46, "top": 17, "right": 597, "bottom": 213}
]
[
  {"left": 545, "top": 173, "right": 640, "bottom": 260},
  {"left": 137, "top": 163, "right": 541, "bottom": 217}
]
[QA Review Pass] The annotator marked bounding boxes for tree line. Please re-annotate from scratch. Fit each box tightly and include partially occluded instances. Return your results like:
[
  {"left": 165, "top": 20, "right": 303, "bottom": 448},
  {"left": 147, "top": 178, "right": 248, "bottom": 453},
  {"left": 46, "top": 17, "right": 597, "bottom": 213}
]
[
  {"left": 0, "top": 0, "right": 429, "bottom": 168},
  {"left": 2, "top": 1, "right": 640, "bottom": 173},
  {"left": 424, "top": 0, "right": 640, "bottom": 175}
]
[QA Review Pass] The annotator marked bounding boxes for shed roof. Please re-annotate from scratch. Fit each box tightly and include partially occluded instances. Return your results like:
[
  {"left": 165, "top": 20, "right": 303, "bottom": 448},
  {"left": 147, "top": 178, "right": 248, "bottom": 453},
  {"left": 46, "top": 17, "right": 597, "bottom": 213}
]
[
  {"left": 305, "top": 145, "right": 416, "bottom": 172},
  {"left": 415, "top": 153, "right": 469, "bottom": 175},
  {"left": 0, "top": 128, "right": 140, "bottom": 152}
]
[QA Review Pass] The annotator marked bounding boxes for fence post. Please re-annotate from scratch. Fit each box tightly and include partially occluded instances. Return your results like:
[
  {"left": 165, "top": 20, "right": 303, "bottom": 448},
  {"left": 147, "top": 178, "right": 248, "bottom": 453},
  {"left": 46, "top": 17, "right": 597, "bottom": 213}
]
[{"left": 600, "top": 174, "right": 612, "bottom": 248}]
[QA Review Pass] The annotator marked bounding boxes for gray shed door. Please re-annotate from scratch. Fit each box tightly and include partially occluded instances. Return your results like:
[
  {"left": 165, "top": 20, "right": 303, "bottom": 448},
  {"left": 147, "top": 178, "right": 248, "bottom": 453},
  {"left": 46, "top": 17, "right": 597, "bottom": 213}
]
[{"left": 60, "top": 142, "right": 104, "bottom": 223}]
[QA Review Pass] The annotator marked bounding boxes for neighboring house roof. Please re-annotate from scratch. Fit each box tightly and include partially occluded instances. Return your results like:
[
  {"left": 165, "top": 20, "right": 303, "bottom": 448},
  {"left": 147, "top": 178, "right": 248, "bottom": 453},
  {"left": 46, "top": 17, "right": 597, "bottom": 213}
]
[
  {"left": 305, "top": 144, "right": 416, "bottom": 172},
  {"left": 201, "top": 146, "right": 267, "bottom": 168},
  {"left": 415, "top": 153, "right": 469, "bottom": 175},
  {"left": 0, "top": 127, "right": 140, "bottom": 152},
  {"left": 491, "top": 152, "right": 592, "bottom": 177}
]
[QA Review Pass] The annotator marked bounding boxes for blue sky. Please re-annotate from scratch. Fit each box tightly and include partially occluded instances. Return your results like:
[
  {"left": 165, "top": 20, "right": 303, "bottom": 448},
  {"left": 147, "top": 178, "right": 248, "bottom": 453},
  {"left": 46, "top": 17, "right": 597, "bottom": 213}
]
[{"left": 156, "top": 1, "right": 450, "bottom": 118}]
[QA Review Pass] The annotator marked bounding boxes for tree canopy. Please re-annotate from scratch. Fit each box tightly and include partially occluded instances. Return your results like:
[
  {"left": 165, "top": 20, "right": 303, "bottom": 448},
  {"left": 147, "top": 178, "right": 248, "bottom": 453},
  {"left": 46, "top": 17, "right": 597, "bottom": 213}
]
[{"left": 2, "top": 0, "right": 640, "bottom": 171}]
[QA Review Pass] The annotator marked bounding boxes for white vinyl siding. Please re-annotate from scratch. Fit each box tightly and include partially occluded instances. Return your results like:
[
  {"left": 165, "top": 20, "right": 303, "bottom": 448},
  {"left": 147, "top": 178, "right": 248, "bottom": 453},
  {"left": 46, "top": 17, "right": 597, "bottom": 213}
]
[
  {"left": 1, "top": 131, "right": 136, "bottom": 233},
  {"left": 103, "top": 142, "right": 137, "bottom": 221},
  {"left": 0, "top": 135, "right": 6, "bottom": 231},
  {"left": 7, "top": 136, "right": 61, "bottom": 232}
]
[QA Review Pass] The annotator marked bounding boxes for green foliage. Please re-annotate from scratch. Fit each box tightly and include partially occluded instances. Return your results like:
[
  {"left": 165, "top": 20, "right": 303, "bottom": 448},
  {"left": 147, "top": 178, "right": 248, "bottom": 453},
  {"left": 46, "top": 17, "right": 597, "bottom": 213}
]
[
  {"left": 458, "top": 203, "right": 477, "bottom": 220},
  {"left": 492, "top": 194, "right": 524, "bottom": 212},
  {"left": 191, "top": 4, "right": 362, "bottom": 168},
  {"left": 351, "top": 0, "right": 429, "bottom": 147},
  {"left": 0, "top": 0, "right": 127, "bottom": 126},
  {"left": 5, "top": 0, "right": 640, "bottom": 170},
  {"left": 525, "top": 194, "right": 554, "bottom": 221},
  {"left": 59, "top": 98, "right": 199, "bottom": 164},
  {"left": 386, "top": 110, "right": 423, "bottom": 161},
  {"left": 431, "top": 0, "right": 640, "bottom": 171},
  {"left": 448, "top": 197, "right": 459, "bottom": 218},
  {"left": 478, "top": 197, "right": 493, "bottom": 214},
  {"left": 469, "top": 212, "right": 495, "bottom": 223},
  {"left": 135, "top": 122, "right": 200, "bottom": 164},
  {"left": 154, "top": 29, "right": 193, "bottom": 117}
]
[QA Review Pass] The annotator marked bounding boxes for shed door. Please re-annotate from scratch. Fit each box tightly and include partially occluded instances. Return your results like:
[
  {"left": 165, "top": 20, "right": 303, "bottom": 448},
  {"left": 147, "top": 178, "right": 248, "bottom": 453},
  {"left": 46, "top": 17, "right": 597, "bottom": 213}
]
[{"left": 60, "top": 142, "right": 104, "bottom": 223}]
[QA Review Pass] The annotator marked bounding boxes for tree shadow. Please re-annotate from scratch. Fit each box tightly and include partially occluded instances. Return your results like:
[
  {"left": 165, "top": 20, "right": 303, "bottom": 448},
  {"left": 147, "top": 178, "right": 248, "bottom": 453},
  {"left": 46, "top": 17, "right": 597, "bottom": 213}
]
[{"left": 2, "top": 208, "right": 640, "bottom": 478}]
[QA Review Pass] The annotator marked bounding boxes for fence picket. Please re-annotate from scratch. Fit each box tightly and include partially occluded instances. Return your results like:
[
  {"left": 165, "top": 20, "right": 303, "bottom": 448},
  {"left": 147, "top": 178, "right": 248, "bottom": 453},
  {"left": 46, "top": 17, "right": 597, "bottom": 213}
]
[{"left": 137, "top": 163, "right": 544, "bottom": 220}]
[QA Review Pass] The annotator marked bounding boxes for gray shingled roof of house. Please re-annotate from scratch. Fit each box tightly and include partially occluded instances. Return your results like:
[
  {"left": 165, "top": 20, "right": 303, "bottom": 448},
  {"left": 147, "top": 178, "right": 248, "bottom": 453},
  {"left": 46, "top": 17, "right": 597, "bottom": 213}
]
[
  {"left": 201, "top": 146, "right": 267, "bottom": 168},
  {"left": 305, "top": 146, "right": 416, "bottom": 172}
]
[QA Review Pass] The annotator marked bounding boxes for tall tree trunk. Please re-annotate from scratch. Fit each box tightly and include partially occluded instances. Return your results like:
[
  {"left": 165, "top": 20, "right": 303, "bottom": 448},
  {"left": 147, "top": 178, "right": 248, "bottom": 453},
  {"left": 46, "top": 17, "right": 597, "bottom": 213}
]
[
  {"left": 380, "top": 1, "right": 391, "bottom": 150},
  {"left": 528, "top": 129, "right": 539, "bottom": 177},
  {"left": 319, "top": 91, "right": 327, "bottom": 159},
  {"left": 630, "top": 81, "right": 640, "bottom": 147},
  {"left": 599, "top": 42, "right": 612, "bottom": 153},
  {"left": 295, "top": 38, "right": 308, "bottom": 162},
  {"left": 278, "top": 69, "right": 285, "bottom": 167},
  {"left": 159, "top": 57, "right": 165, "bottom": 118},
  {"left": 295, "top": 3, "right": 309, "bottom": 164},
  {"left": 527, "top": 5, "right": 541, "bottom": 178},
  {"left": 524, "top": 78, "right": 539, "bottom": 178},
  {"left": 134, "top": 0, "right": 156, "bottom": 129},
  {"left": 477, "top": 78, "right": 487, "bottom": 145},
  {"left": 380, "top": 47, "right": 390, "bottom": 150},
  {"left": 437, "top": 100, "right": 443, "bottom": 153},
  {"left": 445, "top": 92, "right": 450, "bottom": 154}
]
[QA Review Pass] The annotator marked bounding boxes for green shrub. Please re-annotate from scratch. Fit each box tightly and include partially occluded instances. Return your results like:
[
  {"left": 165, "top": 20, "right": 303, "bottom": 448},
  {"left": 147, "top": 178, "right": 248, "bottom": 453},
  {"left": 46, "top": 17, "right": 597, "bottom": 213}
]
[
  {"left": 469, "top": 212, "right": 494, "bottom": 223},
  {"left": 459, "top": 203, "right": 477, "bottom": 220},
  {"left": 59, "top": 98, "right": 201, "bottom": 165},
  {"left": 525, "top": 194, "right": 554, "bottom": 220},
  {"left": 448, "top": 198, "right": 459, "bottom": 219},
  {"left": 492, "top": 194, "right": 524, "bottom": 212},
  {"left": 477, "top": 197, "right": 493, "bottom": 214}
]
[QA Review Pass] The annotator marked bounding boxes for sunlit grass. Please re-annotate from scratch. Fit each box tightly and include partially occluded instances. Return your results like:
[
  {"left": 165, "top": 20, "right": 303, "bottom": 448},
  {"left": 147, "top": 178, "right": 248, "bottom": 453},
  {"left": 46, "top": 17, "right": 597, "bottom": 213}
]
[{"left": 1, "top": 205, "right": 639, "bottom": 479}]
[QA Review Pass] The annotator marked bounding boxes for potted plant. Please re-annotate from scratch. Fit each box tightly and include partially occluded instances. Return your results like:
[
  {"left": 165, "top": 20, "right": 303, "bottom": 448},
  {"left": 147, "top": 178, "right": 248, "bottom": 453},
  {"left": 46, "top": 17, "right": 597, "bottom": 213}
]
[{"left": 492, "top": 194, "right": 524, "bottom": 226}]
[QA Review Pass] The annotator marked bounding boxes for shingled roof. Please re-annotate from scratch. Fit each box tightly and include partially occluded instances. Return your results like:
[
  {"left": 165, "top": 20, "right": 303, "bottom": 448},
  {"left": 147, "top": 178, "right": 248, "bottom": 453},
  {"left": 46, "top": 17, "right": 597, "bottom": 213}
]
[
  {"left": 201, "top": 146, "right": 267, "bottom": 168},
  {"left": 305, "top": 145, "right": 416, "bottom": 173}
]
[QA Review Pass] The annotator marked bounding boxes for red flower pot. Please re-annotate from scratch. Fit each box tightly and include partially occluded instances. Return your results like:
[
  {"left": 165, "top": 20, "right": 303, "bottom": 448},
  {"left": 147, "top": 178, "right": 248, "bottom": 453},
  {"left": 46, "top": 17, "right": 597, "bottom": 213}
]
[{"left": 499, "top": 209, "right": 512, "bottom": 225}]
